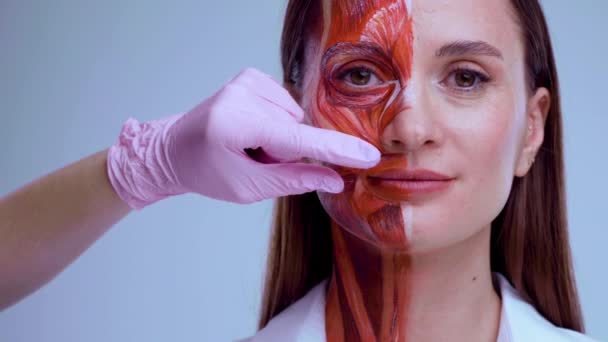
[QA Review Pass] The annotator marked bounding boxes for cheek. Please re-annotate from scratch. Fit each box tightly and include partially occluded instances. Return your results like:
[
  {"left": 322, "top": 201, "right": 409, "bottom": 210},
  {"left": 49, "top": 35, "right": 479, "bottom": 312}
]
[
  {"left": 404, "top": 97, "right": 523, "bottom": 251},
  {"left": 305, "top": 77, "right": 411, "bottom": 250},
  {"left": 469, "top": 99, "right": 523, "bottom": 189},
  {"left": 451, "top": 100, "right": 522, "bottom": 232},
  {"left": 308, "top": 79, "right": 399, "bottom": 148}
]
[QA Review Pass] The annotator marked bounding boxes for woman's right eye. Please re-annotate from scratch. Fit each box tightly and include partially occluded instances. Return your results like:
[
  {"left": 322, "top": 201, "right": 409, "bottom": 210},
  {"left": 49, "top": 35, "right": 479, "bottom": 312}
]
[
  {"left": 325, "top": 63, "right": 395, "bottom": 108},
  {"left": 339, "top": 67, "right": 382, "bottom": 87}
]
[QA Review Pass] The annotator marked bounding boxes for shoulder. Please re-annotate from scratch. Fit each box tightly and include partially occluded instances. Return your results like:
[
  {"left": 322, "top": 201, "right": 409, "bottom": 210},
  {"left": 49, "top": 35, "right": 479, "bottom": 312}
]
[
  {"left": 235, "top": 280, "right": 328, "bottom": 342},
  {"left": 239, "top": 275, "right": 600, "bottom": 342},
  {"left": 559, "top": 329, "right": 601, "bottom": 342},
  {"left": 495, "top": 273, "right": 599, "bottom": 342}
]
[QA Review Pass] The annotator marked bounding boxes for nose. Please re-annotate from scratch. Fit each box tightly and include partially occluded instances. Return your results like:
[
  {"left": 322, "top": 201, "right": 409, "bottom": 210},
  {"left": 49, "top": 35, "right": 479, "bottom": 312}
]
[{"left": 380, "top": 85, "right": 441, "bottom": 154}]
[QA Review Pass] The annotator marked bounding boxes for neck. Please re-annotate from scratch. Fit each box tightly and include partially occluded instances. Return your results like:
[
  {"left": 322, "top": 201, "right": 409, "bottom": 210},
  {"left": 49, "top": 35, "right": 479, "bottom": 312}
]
[{"left": 325, "top": 222, "right": 501, "bottom": 342}]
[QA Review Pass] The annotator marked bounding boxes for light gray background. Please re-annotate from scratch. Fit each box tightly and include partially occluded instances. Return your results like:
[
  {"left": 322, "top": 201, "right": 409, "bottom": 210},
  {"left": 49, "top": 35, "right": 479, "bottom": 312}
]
[{"left": 0, "top": 0, "right": 606, "bottom": 341}]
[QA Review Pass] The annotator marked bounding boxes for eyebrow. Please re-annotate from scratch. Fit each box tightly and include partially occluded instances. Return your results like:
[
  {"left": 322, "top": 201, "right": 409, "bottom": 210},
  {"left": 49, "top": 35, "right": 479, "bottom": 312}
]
[{"left": 435, "top": 40, "right": 504, "bottom": 60}]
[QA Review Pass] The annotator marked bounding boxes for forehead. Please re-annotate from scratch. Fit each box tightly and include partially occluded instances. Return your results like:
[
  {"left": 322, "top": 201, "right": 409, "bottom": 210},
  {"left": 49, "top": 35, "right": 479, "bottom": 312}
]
[
  {"left": 320, "top": 0, "right": 412, "bottom": 46},
  {"left": 318, "top": 0, "right": 521, "bottom": 59}
]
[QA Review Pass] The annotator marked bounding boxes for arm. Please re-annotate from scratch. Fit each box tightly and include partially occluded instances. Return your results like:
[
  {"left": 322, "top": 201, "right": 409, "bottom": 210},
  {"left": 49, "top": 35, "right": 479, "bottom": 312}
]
[
  {"left": 0, "top": 148, "right": 132, "bottom": 310},
  {"left": 0, "top": 67, "right": 380, "bottom": 311}
]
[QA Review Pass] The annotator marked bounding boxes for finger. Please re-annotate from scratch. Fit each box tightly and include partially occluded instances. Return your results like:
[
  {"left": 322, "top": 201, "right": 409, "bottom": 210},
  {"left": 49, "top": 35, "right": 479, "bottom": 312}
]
[
  {"left": 247, "top": 95, "right": 300, "bottom": 125},
  {"left": 255, "top": 163, "right": 345, "bottom": 199},
  {"left": 231, "top": 99, "right": 304, "bottom": 164},
  {"left": 261, "top": 122, "right": 381, "bottom": 169},
  {"left": 233, "top": 67, "right": 305, "bottom": 122}
]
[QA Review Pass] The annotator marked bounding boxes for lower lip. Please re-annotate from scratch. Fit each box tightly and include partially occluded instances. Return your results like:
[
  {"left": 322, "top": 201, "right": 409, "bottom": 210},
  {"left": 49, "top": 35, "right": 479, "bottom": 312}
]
[{"left": 366, "top": 177, "right": 454, "bottom": 199}]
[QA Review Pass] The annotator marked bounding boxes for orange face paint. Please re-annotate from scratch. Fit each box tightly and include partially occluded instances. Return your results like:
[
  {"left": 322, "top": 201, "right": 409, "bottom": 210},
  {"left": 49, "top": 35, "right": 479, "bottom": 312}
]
[{"left": 311, "top": 0, "right": 414, "bottom": 249}]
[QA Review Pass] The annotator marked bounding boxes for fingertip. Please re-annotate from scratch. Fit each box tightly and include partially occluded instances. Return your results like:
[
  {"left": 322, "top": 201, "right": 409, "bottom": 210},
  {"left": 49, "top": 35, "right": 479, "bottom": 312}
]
[
  {"left": 293, "top": 107, "right": 306, "bottom": 123},
  {"left": 358, "top": 141, "right": 381, "bottom": 162},
  {"left": 322, "top": 179, "right": 344, "bottom": 193},
  {"left": 358, "top": 158, "right": 381, "bottom": 170},
  {"left": 304, "top": 168, "right": 344, "bottom": 193}
]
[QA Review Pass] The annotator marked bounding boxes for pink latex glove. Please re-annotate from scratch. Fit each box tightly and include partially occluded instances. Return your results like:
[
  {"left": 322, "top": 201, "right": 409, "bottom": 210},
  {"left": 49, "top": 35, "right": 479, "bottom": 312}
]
[{"left": 107, "top": 68, "right": 380, "bottom": 209}]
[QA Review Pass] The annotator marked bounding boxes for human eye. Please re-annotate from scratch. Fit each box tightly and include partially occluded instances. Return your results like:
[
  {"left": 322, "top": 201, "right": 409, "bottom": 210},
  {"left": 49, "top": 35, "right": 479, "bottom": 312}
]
[
  {"left": 441, "top": 65, "right": 492, "bottom": 95},
  {"left": 323, "top": 57, "right": 397, "bottom": 108},
  {"left": 337, "top": 66, "right": 383, "bottom": 87}
]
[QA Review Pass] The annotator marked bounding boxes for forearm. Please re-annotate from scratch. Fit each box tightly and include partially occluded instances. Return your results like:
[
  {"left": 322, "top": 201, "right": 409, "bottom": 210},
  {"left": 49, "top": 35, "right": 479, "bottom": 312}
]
[{"left": 0, "top": 148, "right": 132, "bottom": 310}]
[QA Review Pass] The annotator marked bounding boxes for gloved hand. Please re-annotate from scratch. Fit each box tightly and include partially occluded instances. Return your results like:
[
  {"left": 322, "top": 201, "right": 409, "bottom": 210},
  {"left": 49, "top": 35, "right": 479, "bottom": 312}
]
[{"left": 107, "top": 68, "right": 380, "bottom": 209}]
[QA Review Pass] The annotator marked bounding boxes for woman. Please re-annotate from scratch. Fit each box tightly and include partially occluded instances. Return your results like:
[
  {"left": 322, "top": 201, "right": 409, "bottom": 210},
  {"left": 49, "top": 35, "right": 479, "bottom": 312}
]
[
  {"left": 244, "top": 0, "right": 597, "bottom": 340},
  {"left": 0, "top": 0, "right": 599, "bottom": 341}
]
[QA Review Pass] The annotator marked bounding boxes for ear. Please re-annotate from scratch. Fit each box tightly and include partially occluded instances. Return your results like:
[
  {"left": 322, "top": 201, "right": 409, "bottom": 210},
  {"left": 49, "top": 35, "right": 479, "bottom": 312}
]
[{"left": 514, "top": 87, "right": 551, "bottom": 177}]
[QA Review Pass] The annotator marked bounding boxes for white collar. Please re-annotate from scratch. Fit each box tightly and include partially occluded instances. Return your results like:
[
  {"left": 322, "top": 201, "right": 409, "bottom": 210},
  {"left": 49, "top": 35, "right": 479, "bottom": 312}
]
[{"left": 244, "top": 272, "right": 595, "bottom": 342}]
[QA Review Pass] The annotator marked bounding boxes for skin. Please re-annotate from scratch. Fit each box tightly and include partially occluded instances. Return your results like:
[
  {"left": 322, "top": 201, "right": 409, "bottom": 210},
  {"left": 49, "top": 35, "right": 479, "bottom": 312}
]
[
  {"left": 0, "top": 149, "right": 133, "bottom": 310},
  {"left": 296, "top": 0, "right": 551, "bottom": 340}
]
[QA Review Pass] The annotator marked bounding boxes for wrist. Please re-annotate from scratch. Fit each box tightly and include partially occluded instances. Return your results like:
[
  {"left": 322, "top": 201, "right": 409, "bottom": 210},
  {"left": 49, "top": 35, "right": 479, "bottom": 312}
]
[{"left": 106, "top": 114, "right": 187, "bottom": 210}]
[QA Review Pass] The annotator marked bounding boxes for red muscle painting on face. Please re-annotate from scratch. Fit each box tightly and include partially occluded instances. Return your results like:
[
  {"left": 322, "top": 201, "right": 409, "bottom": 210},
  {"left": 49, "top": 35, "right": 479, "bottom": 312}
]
[
  {"left": 312, "top": 0, "right": 413, "bottom": 250},
  {"left": 305, "top": 1, "right": 415, "bottom": 341}
]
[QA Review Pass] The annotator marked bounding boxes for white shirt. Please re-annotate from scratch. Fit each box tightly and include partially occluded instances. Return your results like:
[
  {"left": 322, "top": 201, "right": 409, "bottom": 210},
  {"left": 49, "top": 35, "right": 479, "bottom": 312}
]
[{"left": 238, "top": 273, "right": 599, "bottom": 342}]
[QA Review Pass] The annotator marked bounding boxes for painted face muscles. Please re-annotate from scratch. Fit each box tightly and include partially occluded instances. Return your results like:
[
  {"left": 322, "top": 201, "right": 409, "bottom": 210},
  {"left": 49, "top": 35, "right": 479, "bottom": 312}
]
[
  {"left": 310, "top": 1, "right": 418, "bottom": 341},
  {"left": 312, "top": 0, "right": 414, "bottom": 250}
]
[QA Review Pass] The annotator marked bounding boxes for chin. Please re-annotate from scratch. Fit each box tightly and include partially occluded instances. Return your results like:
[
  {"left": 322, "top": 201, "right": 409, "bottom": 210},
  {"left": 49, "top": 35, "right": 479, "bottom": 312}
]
[{"left": 318, "top": 181, "right": 486, "bottom": 256}]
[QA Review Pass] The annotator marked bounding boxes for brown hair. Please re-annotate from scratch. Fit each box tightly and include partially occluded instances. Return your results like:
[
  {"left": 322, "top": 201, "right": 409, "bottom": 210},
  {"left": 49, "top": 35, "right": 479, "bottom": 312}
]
[{"left": 258, "top": 0, "right": 585, "bottom": 333}]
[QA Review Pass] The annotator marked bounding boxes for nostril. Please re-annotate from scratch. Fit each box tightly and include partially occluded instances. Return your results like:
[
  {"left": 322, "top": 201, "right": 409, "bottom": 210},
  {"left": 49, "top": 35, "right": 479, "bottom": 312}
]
[{"left": 391, "top": 140, "right": 404, "bottom": 147}]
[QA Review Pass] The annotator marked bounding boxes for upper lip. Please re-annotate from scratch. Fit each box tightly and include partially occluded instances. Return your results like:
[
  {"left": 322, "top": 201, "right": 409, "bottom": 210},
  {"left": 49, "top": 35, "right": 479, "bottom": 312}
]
[{"left": 367, "top": 168, "right": 454, "bottom": 181}]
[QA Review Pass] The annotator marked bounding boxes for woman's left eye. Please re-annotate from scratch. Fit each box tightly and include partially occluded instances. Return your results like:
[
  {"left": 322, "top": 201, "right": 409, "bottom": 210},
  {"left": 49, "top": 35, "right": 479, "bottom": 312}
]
[
  {"left": 339, "top": 67, "right": 382, "bottom": 87},
  {"left": 443, "top": 68, "right": 491, "bottom": 92}
]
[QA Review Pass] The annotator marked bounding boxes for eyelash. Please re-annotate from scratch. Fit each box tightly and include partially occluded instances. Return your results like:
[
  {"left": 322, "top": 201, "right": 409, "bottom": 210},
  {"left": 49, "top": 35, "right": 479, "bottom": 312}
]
[
  {"left": 335, "top": 65, "right": 492, "bottom": 95},
  {"left": 337, "top": 66, "right": 382, "bottom": 87},
  {"left": 443, "top": 67, "right": 492, "bottom": 93}
]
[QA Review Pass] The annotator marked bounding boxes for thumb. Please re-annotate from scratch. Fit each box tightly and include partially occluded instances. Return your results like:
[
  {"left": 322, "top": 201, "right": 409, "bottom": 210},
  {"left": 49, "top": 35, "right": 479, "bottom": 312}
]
[{"left": 255, "top": 163, "right": 345, "bottom": 198}]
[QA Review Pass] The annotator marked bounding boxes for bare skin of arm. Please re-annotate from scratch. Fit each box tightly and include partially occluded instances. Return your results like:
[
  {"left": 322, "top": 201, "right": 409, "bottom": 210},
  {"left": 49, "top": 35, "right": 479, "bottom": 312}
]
[{"left": 0, "top": 148, "right": 132, "bottom": 310}]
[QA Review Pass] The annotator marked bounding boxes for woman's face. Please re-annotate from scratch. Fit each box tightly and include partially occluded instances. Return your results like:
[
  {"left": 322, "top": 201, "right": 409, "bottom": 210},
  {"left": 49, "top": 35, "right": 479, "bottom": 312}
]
[{"left": 300, "top": 0, "right": 549, "bottom": 253}]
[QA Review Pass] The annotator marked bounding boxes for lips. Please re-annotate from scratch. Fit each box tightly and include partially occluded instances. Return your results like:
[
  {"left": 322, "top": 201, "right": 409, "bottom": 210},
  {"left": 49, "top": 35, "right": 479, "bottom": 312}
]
[
  {"left": 367, "top": 169, "right": 454, "bottom": 181},
  {"left": 365, "top": 168, "right": 455, "bottom": 200}
]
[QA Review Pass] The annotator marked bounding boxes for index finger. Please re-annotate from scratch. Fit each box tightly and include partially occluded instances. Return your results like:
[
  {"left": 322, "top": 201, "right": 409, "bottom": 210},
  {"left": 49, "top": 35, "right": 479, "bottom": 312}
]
[{"left": 262, "top": 122, "right": 382, "bottom": 169}]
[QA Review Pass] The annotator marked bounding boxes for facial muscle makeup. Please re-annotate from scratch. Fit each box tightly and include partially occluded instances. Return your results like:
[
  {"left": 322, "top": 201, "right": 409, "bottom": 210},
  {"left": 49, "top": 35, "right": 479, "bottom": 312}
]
[{"left": 311, "top": 0, "right": 414, "bottom": 249}]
